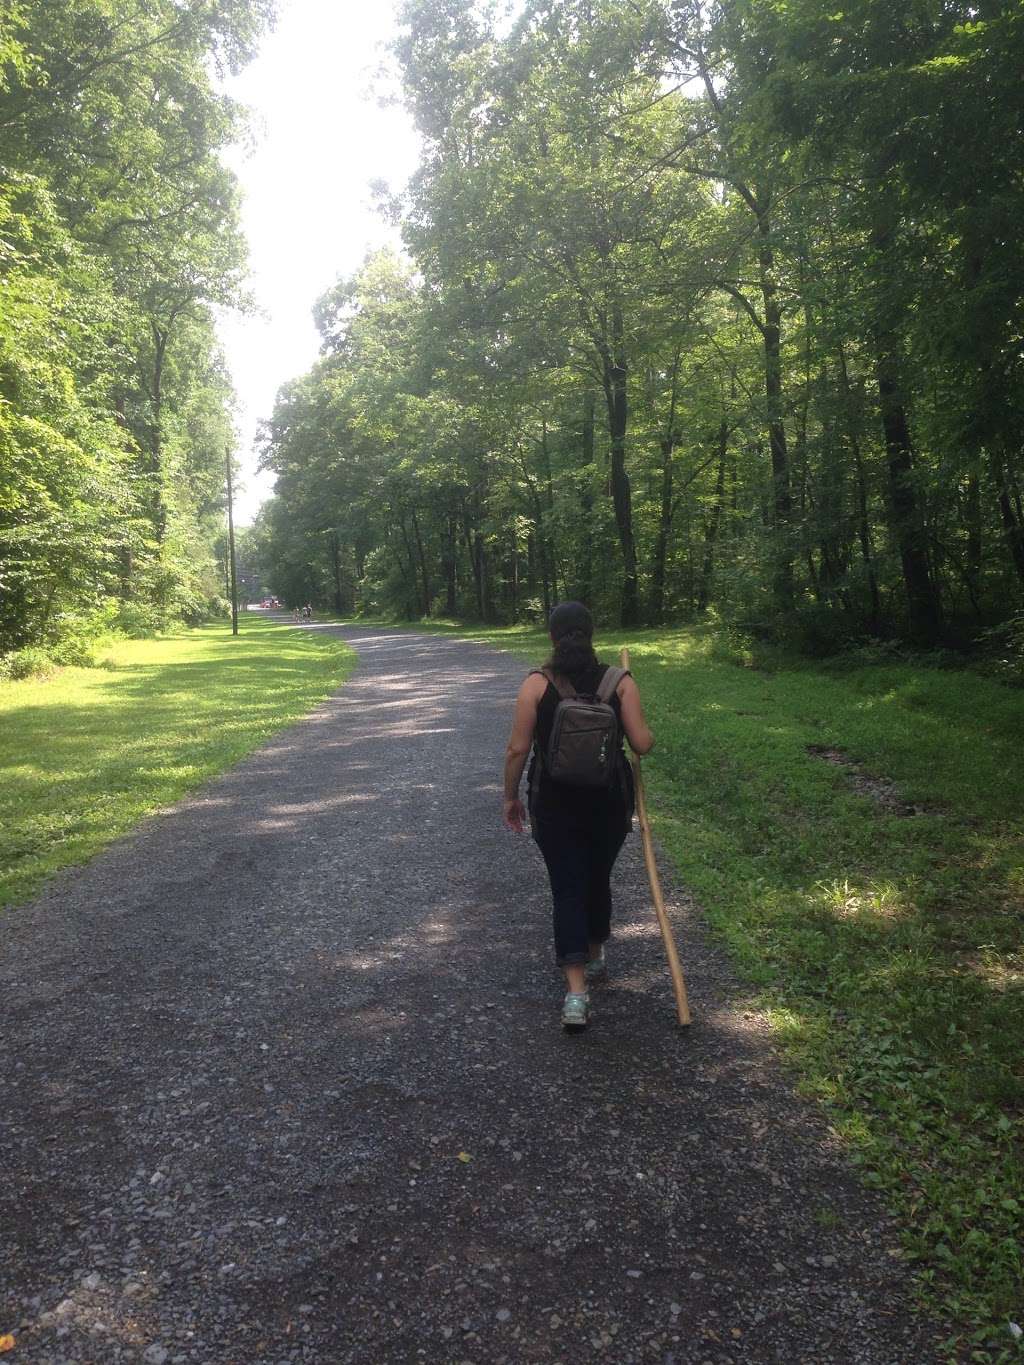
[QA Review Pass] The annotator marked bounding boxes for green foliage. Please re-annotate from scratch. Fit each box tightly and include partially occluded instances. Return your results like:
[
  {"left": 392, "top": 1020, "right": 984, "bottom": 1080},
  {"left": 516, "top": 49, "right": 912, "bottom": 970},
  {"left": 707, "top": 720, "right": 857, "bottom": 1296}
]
[
  {"left": 108, "top": 601, "right": 172, "bottom": 639},
  {"left": 977, "top": 611, "right": 1024, "bottom": 686},
  {"left": 414, "top": 615, "right": 1024, "bottom": 1356},
  {"left": 0, "top": 0, "right": 274, "bottom": 659},
  {"left": 258, "top": 0, "right": 1023, "bottom": 653},
  {"left": 0, "top": 645, "right": 58, "bottom": 681}
]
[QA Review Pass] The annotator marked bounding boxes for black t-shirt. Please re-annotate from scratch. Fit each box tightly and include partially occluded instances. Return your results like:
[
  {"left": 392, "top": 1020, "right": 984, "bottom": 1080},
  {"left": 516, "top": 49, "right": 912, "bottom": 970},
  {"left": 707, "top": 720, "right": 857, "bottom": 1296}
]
[{"left": 527, "top": 662, "right": 634, "bottom": 832}]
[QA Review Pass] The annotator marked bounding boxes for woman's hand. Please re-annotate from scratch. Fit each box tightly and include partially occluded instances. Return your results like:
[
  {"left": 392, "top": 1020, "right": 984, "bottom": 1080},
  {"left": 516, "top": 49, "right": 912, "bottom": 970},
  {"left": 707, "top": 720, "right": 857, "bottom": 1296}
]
[{"left": 503, "top": 798, "right": 527, "bottom": 833}]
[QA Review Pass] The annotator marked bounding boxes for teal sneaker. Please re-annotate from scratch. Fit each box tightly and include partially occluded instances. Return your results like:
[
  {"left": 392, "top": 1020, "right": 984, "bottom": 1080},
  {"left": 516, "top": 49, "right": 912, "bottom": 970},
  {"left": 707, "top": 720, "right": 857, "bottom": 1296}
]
[
  {"left": 561, "top": 990, "right": 590, "bottom": 1031},
  {"left": 584, "top": 949, "right": 607, "bottom": 985}
]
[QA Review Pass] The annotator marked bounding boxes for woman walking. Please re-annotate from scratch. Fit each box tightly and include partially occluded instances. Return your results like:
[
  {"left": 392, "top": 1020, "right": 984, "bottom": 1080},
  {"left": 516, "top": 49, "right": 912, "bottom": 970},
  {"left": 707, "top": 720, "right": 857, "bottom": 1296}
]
[{"left": 503, "top": 602, "right": 654, "bottom": 1030}]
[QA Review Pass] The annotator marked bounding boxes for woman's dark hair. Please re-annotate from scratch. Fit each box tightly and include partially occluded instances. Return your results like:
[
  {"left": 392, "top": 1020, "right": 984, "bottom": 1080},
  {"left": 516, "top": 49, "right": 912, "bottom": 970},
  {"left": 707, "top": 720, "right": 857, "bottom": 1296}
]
[
  {"left": 547, "top": 631, "right": 599, "bottom": 682},
  {"left": 545, "top": 601, "right": 598, "bottom": 683}
]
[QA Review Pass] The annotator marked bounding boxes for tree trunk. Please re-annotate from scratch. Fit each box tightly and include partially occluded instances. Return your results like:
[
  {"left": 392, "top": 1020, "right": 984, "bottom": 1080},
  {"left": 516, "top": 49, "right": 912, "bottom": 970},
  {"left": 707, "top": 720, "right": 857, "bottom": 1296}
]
[
  {"left": 680, "top": 499, "right": 694, "bottom": 612},
  {"left": 577, "top": 389, "right": 596, "bottom": 603},
  {"left": 533, "top": 499, "right": 551, "bottom": 618},
  {"left": 149, "top": 323, "right": 169, "bottom": 550},
  {"left": 600, "top": 305, "right": 639, "bottom": 625},
  {"left": 411, "top": 509, "right": 431, "bottom": 617},
  {"left": 870, "top": 185, "right": 942, "bottom": 642},
  {"left": 812, "top": 386, "right": 851, "bottom": 609},
  {"left": 697, "top": 426, "right": 729, "bottom": 614},
  {"left": 756, "top": 212, "right": 794, "bottom": 613},
  {"left": 964, "top": 469, "right": 982, "bottom": 616},
  {"left": 397, "top": 516, "right": 420, "bottom": 614},
  {"left": 650, "top": 437, "right": 674, "bottom": 625},
  {"left": 875, "top": 349, "right": 942, "bottom": 641},
  {"left": 838, "top": 347, "right": 882, "bottom": 632},
  {"left": 462, "top": 508, "right": 485, "bottom": 619},
  {"left": 330, "top": 528, "right": 344, "bottom": 616},
  {"left": 992, "top": 448, "right": 1024, "bottom": 588},
  {"left": 539, "top": 422, "right": 559, "bottom": 603},
  {"left": 444, "top": 515, "right": 457, "bottom": 615},
  {"left": 510, "top": 528, "right": 519, "bottom": 621},
  {"left": 475, "top": 531, "right": 492, "bottom": 621},
  {"left": 649, "top": 350, "right": 681, "bottom": 625}
]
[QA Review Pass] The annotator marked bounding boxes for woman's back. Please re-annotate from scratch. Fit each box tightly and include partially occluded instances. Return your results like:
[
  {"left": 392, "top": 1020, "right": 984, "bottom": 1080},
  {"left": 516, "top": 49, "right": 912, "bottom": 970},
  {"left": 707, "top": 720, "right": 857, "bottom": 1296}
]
[{"left": 529, "top": 661, "right": 631, "bottom": 831}]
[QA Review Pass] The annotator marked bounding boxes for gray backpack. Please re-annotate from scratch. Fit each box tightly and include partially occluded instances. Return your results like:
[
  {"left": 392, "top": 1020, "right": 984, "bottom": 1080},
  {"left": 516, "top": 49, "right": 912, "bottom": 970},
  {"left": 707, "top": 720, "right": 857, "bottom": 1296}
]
[{"left": 533, "top": 665, "right": 628, "bottom": 789}]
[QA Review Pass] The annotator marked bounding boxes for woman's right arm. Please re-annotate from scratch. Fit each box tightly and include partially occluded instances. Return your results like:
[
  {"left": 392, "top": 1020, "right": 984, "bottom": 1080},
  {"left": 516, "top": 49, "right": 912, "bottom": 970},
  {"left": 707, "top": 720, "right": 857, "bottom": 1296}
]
[
  {"left": 618, "top": 674, "right": 654, "bottom": 755},
  {"left": 503, "top": 672, "right": 547, "bottom": 831}
]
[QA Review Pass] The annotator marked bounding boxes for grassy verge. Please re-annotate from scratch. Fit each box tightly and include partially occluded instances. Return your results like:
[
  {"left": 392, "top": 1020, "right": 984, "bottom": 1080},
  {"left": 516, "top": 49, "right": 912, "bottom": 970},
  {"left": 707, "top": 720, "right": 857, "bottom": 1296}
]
[
  {"left": 389, "top": 616, "right": 1023, "bottom": 1360},
  {"left": 0, "top": 615, "right": 354, "bottom": 911}
]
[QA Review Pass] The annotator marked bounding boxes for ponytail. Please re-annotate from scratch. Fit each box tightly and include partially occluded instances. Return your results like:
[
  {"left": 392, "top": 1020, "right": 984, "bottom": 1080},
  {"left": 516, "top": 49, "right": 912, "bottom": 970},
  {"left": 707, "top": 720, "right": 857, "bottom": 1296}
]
[{"left": 546, "top": 628, "right": 598, "bottom": 684}]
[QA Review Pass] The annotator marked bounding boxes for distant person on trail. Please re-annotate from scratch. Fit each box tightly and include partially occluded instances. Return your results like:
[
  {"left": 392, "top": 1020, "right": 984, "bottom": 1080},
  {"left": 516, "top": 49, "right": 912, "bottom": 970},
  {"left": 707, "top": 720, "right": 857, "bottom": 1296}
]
[
  {"left": 503, "top": 601, "right": 655, "bottom": 1032},
  {"left": 302, "top": 603, "right": 312, "bottom": 622}
]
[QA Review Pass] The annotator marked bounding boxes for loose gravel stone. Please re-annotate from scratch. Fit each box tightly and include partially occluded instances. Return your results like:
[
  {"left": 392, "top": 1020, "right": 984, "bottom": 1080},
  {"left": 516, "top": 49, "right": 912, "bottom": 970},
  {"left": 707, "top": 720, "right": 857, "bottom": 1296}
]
[{"left": 0, "top": 625, "right": 949, "bottom": 1362}]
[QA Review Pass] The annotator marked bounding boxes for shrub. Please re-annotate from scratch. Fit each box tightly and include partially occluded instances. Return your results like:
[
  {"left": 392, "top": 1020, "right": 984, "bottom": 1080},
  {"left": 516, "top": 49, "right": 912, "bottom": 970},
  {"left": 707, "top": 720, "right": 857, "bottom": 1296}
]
[
  {"left": 111, "top": 602, "right": 170, "bottom": 639},
  {"left": 181, "top": 594, "right": 231, "bottom": 625},
  {"left": 786, "top": 602, "right": 862, "bottom": 657},
  {"left": 48, "top": 636, "right": 97, "bottom": 668},
  {"left": 706, "top": 623, "right": 758, "bottom": 669},
  {"left": 976, "top": 611, "right": 1024, "bottom": 684},
  {"left": 0, "top": 646, "right": 58, "bottom": 681}
]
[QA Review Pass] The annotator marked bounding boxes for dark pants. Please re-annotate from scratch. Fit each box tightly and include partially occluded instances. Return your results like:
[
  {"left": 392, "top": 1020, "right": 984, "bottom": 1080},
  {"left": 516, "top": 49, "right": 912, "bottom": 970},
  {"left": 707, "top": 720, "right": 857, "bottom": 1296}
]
[{"left": 534, "top": 819, "right": 628, "bottom": 966}]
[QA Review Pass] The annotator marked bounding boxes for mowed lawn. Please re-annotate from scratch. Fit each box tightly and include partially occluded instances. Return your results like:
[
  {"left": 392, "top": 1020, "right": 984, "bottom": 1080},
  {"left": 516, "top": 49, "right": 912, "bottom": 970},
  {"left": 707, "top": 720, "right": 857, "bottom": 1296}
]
[
  {"left": 0, "top": 615, "right": 354, "bottom": 911},
  {"left": 413, "top": 618, "right": 1023, "bottom": 1356}
]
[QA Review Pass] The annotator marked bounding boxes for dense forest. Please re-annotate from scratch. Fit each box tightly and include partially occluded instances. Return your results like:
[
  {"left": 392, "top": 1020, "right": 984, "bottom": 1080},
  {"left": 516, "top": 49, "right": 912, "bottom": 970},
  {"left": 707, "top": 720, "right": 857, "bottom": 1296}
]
[
  {"left": 255, "top": 0, "right": 1024, "bottom": 652},
  {"left": 0, "top": 0, "right": 273, "bottom": 665},
  {"left": 3, "top": 0, "right": 1022, "bottom": 662}
]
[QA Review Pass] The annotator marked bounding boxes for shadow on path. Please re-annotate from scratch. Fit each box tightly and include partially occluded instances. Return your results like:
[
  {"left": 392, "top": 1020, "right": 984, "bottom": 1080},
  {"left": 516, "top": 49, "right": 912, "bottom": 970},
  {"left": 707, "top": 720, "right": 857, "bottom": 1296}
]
[{"left": 0, "top": 626, "right": 943, "bottom": 1363}]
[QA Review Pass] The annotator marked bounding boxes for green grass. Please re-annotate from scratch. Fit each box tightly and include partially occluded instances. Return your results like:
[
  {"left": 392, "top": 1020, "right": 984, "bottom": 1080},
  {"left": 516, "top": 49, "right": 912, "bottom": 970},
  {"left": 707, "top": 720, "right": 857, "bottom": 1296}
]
[
  {"left": 5, "top": 606, "right": 1021, "bottom": 1351},
  {"left": 391, "top": 616, "right": 1024, "bottom": 1360},
  {"left": 0, "top": 615, "right": 354, "bottom": 910}
]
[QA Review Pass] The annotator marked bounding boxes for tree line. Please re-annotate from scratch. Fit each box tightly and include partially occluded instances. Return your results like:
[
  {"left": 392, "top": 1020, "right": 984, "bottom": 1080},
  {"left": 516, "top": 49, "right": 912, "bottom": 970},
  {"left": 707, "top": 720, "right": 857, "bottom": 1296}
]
[
  {"left": 255, "top": 0, "right": 1024, "bottom": 652},
  {"left": 0, "top": 0, "right": 273, "bottom": 663}
]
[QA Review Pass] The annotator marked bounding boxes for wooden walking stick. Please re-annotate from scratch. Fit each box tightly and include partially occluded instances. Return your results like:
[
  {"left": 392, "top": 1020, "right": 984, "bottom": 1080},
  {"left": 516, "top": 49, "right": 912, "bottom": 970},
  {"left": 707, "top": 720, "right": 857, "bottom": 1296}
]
[{"left": 621, "top": 648, "right": 692, "bottom": 1027}]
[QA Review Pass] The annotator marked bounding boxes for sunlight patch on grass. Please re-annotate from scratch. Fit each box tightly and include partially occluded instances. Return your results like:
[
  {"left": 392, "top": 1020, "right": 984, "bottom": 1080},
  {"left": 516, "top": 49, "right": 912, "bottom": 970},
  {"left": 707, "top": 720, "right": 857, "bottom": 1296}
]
[
  {"left": 407, "top": 613, "right": 1024, "bottom": 1356},
  {"left": 0, "top": 616, "right": 354, "bottom": 910},
  {"left": 812, "top": 877, "right": 906, "bottom": 922}
]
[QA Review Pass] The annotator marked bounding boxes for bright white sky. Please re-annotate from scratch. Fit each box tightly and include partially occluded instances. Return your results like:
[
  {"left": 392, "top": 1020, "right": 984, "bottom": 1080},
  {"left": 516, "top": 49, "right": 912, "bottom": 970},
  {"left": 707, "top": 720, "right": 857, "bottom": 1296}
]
[{"left": 216, "top": 0, "right": 421, "bottom": 523}]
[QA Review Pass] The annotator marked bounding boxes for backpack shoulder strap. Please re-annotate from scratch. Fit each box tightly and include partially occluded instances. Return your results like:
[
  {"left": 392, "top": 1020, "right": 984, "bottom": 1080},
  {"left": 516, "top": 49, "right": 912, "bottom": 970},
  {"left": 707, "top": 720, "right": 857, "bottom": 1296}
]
[
  {"left": 535, "top": 666, "right": 576, "bottom": 700},
  {"left": 596, "top": 665, "right": 628, "bottom": 703}
]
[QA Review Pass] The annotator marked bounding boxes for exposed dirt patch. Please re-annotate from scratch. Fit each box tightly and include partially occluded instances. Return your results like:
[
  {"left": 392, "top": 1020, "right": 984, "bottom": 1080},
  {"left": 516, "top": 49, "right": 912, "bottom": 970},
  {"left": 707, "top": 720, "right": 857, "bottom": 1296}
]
[{"left": 806, "top": 744, "right": 928, "bottom": 817}]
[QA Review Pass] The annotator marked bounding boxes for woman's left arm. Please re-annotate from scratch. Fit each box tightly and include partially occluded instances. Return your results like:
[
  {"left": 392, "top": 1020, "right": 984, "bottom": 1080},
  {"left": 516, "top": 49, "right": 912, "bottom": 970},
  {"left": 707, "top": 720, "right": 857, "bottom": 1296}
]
[{"left": 503, "top": 674, "right": 545, "bottom": 832}]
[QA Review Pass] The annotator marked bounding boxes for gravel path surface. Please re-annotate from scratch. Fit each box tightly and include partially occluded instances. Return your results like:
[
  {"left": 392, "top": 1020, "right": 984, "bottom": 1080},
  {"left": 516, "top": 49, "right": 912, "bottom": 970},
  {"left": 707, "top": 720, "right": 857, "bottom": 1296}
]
[{"left": 1, "top": 624, "right": 945, "bottom": 1364}]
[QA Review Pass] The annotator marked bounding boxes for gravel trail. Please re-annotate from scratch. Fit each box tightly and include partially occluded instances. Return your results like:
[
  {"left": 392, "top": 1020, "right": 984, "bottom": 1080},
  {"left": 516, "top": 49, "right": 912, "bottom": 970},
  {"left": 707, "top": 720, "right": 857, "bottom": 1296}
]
[{"left": 1, "top": 624, "right": 944, "bottom": 1363}]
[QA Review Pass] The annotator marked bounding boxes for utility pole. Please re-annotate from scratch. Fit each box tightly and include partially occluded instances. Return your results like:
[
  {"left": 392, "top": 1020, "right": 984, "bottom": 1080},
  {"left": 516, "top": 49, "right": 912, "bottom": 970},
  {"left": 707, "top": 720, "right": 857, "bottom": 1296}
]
[{"left": 225, "top": 446, "right": 238, "bottom": 637}]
